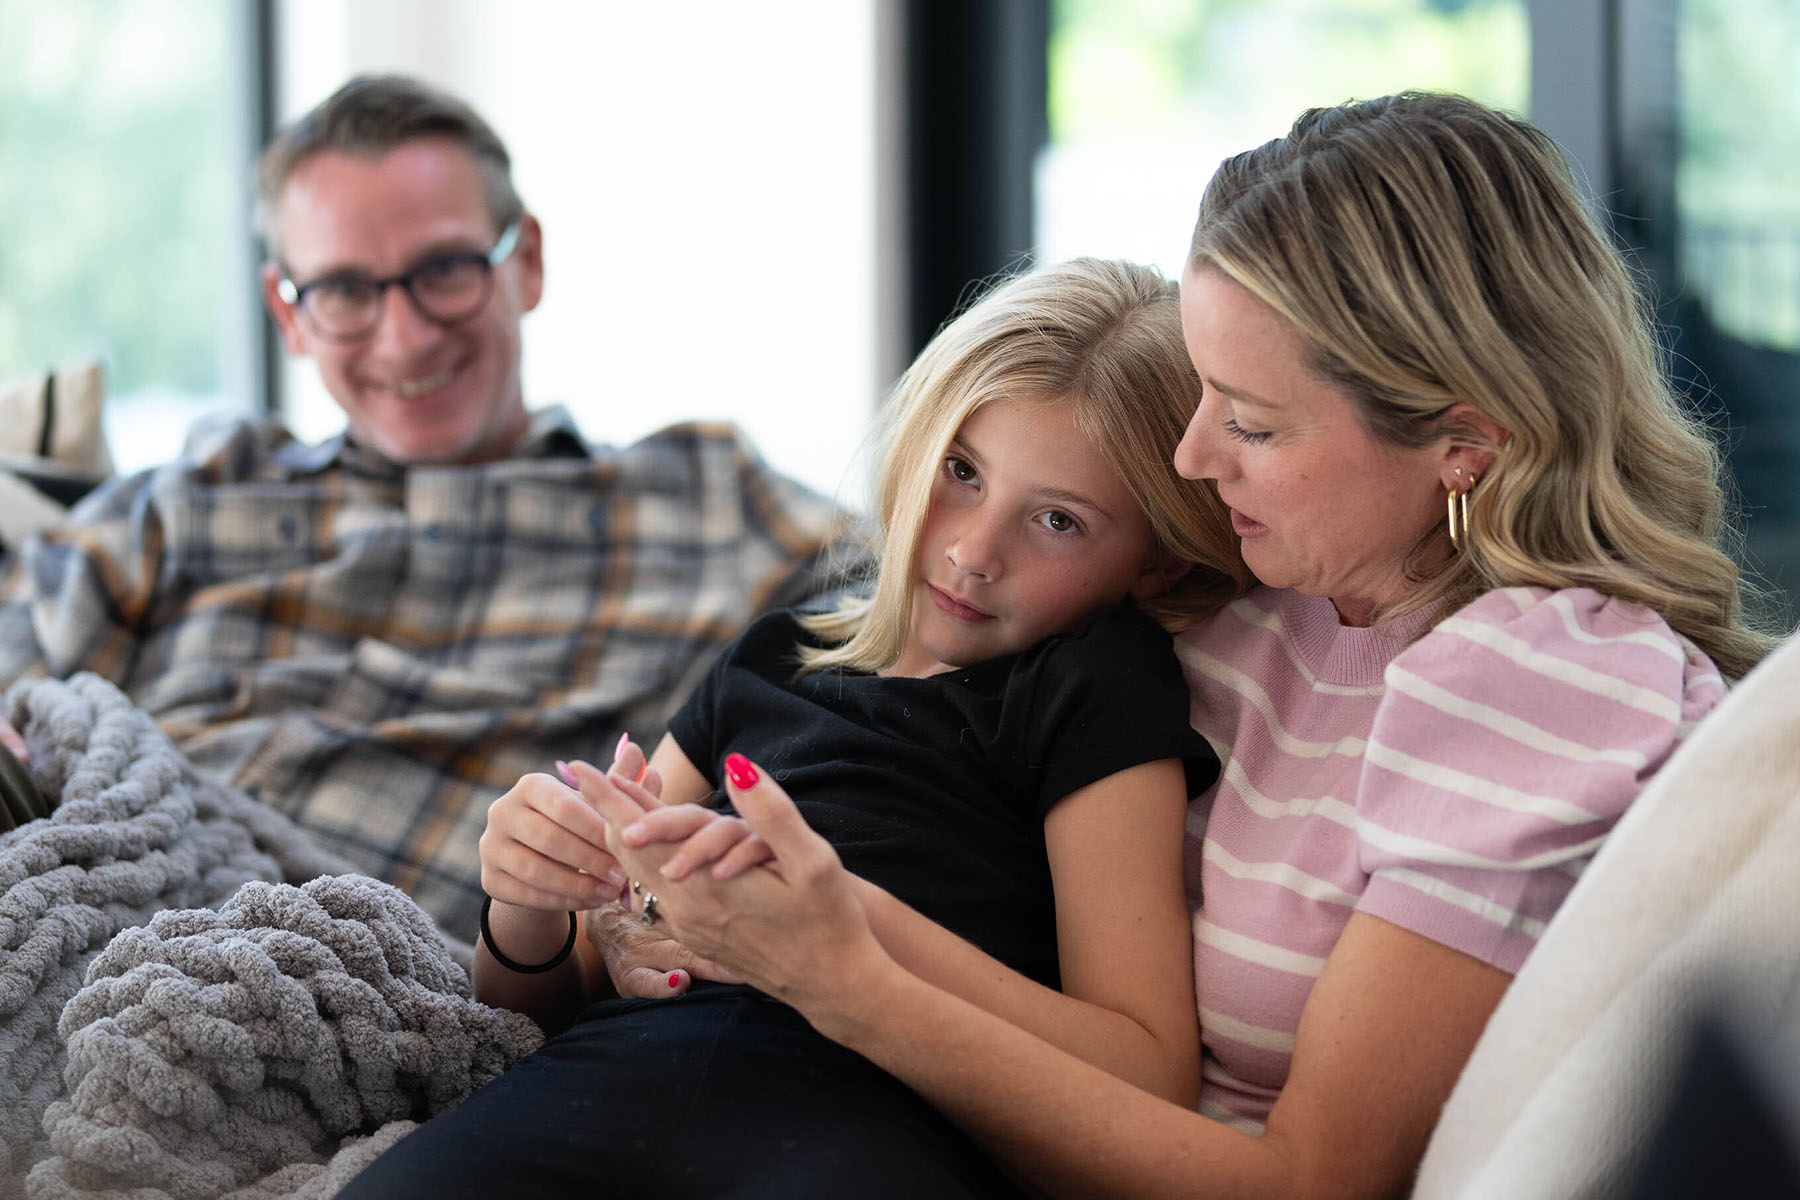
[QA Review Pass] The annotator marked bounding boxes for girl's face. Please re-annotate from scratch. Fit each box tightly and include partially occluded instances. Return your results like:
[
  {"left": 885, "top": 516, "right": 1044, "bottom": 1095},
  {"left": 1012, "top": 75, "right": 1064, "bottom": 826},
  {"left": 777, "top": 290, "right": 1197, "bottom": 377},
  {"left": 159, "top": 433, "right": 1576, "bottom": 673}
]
[
  {"left": 1172, "top": 267, "right": 1450, "bottom": 626},
  {"left": 888, "top": 394, "right": 1163, "bottom": 678}
]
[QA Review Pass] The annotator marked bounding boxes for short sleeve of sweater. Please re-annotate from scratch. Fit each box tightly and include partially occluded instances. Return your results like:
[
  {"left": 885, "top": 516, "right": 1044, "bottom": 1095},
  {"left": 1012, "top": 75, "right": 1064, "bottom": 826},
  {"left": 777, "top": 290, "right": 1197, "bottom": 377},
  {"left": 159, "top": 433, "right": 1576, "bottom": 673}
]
[
  {"left": 1354, "top": 587, "right": 1727, "bottom": 973},
  {"left": 1013, "top": 603, "right": 1221, "bottom": 816},
  {"left": 665, "top": 610, "right": 800, "bottom": 787}
]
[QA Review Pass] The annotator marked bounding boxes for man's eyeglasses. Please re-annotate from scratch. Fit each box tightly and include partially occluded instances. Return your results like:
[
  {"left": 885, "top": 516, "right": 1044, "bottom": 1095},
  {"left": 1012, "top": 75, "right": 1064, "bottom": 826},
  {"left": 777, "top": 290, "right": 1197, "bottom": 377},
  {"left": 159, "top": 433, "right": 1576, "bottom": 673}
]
[{"left": 276, "top": 220, "right": 523, "bottom": 342}]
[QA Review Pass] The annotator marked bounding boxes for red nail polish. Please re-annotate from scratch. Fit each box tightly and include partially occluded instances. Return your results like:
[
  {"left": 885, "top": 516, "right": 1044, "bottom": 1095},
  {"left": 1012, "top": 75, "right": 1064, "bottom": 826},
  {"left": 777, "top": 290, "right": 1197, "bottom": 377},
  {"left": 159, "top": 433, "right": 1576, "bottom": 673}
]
[
  {"left": 724, "top": 753, "right": 759, "bottom": 790},
  {"left": 555, "top": 760, "right": 579, "bottom": 788},
  {"left": 667, "top": 972, "right": 682, "bottom": 989}
]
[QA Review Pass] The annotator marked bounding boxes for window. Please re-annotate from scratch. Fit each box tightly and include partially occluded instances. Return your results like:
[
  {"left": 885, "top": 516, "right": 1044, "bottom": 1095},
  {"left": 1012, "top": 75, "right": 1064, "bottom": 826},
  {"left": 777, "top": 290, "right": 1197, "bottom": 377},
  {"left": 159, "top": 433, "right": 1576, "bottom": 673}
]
[
  {"left": 0, "top": 0, "right": 260, "bottom": 474},
  {"left": 1668, "top": 0, "right": 1800, "bottom": 625},
  {"left": 1038, "top": 0, "right": 1530, "bottom": 276},
  {"left": 274, "top": 0, "right": 884, "bottom": 504}
]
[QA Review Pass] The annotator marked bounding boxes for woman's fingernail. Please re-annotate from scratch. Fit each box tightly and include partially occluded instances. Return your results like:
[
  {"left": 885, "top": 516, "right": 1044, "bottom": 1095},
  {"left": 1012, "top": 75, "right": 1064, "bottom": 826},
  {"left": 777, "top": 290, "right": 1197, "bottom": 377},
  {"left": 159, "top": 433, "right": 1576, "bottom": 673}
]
[
  {"left": 614, "top": 731, "right": 630, "bottom": 762},
  {"left": 667, "top": 971, "right": 683, "bottom": 990},
  {"left": 555, "top": 760, "right": 579, "bottom": 788},
  {"left": 724, "top": 753, "right": 759, "bottom": 790},
  {"left": 618, "top": 882, "right": 632, "bottom": 906}
]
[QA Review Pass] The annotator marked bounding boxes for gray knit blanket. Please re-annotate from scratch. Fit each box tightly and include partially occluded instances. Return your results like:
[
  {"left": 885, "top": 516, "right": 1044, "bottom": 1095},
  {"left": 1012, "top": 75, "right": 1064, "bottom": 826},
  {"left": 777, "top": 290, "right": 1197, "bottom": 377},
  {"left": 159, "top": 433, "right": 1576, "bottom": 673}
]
[{"left": 0, "top": 674, "right": 544, "bottom": 1199}]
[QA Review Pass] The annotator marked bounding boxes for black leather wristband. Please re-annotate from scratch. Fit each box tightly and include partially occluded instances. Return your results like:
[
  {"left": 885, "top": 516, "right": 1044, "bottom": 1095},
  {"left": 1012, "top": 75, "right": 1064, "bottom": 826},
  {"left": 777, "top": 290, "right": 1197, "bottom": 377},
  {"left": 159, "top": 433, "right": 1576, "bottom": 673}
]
[{"left": 479, "top": 896, "right": 577, "bottom": 974}]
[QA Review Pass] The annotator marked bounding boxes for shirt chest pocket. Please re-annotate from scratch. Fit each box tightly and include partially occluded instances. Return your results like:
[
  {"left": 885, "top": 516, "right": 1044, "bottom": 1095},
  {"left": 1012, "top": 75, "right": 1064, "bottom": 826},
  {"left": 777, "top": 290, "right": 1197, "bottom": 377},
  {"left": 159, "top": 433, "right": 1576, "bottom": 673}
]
[{"left": 161, "top": 491, "right": 393, "bottom": 586}]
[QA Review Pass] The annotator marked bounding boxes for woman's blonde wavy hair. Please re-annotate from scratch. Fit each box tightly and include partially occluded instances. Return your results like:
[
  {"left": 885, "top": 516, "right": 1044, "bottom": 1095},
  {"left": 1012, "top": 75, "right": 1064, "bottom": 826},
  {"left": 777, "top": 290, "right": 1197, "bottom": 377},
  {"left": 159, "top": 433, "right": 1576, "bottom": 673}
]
[
  {"left": 798, "top": 257, "right": 1251, "bottom": 676},
  {"left": 1188, "top": 90, "right": 1780, "bottom": 680}
]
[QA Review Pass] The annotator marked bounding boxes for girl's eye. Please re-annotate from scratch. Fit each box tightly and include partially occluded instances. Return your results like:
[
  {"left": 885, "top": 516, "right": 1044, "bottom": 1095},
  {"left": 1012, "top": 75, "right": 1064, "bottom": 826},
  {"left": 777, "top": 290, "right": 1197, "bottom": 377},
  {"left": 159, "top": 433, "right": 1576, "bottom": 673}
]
[
  {"left": 945, "top": 456, "right": 978, "bottom": 483},
  {"left": 1223, "top": 418, "right": 1272, "bottom": 445},
  {"left": 1039, "top": 510, "right": 1081, "bottom": 534}
]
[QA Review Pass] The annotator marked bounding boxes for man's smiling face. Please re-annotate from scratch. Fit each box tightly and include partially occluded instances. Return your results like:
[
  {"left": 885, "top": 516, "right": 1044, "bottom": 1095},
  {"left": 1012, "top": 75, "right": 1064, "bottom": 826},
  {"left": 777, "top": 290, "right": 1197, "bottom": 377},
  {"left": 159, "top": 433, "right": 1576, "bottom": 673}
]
[{"left": 263, "top": 136, "right": 543, "bottom": 465}]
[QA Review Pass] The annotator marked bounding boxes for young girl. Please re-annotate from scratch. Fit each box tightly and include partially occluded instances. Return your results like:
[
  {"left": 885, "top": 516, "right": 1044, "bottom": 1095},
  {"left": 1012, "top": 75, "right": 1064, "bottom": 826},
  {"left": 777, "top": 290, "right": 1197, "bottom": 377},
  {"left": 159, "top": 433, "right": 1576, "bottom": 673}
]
[{"left": 340, "top": 258, "right": 1247, "bottom": 1200}]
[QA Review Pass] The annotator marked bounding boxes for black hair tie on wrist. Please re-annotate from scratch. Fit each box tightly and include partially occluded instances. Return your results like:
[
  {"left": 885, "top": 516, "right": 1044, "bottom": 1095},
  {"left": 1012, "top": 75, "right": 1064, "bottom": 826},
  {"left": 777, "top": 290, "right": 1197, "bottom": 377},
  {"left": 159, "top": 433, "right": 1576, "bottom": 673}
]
[{"left": 480, "top": 895, "right": 577, "bottom": 973}]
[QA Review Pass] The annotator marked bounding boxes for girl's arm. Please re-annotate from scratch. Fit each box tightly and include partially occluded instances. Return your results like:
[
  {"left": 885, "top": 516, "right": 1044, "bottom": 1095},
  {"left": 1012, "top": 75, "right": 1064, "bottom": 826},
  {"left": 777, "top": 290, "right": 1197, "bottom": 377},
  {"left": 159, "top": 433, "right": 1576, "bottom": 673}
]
[
  {"left": 859, "top": 757, "right": 1199, "bottom": 1103},
  {"left": 589, "top": 759, "right": 1509, "bottom": 1200},
  {"left": 474, "top": 735, "right": 712, "bottom": 1025}
]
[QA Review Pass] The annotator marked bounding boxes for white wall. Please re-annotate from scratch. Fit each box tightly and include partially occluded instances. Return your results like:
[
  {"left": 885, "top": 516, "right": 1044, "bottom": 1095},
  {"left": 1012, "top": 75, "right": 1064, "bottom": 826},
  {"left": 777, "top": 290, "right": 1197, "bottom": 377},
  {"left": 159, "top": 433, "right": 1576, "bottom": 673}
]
[{"left": 275, "top": 0, "right": 890, "bottom": 508}]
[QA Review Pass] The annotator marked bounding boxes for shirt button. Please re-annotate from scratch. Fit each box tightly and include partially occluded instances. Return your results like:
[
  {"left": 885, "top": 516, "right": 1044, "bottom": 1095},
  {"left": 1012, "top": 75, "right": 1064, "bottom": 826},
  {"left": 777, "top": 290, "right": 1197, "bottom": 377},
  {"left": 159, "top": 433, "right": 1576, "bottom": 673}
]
[
  {"left": 423, "top": 523, "right": 445, "bottom": 540},
  {"left": 279, "top": 516, "right": 298, "bottom": 539}
]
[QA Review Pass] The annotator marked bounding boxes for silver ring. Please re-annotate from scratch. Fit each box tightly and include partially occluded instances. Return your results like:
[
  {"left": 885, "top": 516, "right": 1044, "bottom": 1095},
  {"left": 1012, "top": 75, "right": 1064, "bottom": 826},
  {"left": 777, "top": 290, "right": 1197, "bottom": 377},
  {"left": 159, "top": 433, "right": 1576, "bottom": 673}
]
[
  {"left": 630, "top": 880, "right": 642, "bottom": 895},
  {"left": 640, "top": 892, "right": 660, "bottom": 926}
]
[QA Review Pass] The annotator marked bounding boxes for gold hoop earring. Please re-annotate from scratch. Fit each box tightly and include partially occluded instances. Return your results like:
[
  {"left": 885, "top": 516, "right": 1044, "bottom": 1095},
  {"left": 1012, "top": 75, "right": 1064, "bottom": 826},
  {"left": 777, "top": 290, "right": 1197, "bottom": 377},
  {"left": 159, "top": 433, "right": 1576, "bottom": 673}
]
[{"left": 1447, "top": 467, "right": 1477, "bottom": 554}]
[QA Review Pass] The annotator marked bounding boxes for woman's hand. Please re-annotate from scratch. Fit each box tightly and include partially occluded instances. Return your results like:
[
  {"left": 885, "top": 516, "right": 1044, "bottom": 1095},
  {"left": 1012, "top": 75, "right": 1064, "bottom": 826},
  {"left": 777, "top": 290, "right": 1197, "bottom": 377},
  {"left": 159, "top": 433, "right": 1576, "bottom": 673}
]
[
  {"left": 566, "top": 755, "right": 889, "bottom": 1015},
  {"left": 565, "top": 745, "right": 749, "bottom": 996},
  {"left": 618, "top": 805, "right": 775, "bottom": 881}
]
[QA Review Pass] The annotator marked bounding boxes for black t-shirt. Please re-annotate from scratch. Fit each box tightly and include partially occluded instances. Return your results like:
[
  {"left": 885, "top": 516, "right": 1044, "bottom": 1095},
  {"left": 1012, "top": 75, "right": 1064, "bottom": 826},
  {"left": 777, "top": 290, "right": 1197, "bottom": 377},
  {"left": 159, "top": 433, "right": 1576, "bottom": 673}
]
[{"left": 667, "top": 602, "right": 1218, "bottom": 988}]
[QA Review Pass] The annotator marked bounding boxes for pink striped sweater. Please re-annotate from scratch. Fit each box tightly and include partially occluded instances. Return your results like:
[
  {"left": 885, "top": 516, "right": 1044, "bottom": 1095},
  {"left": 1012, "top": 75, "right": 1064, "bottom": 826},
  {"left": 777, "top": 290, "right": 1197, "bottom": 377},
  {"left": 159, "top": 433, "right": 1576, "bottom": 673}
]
[{"left": 1175, "top": 585, "right": 1726, "bottom": 1130}]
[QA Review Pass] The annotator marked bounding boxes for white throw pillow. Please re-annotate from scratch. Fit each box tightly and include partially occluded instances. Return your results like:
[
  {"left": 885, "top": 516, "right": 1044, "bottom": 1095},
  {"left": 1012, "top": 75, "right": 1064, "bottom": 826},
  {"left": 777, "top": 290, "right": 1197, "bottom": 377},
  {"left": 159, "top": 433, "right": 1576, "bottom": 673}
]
[{"left": 0, "top": 357, "right": 111, "bottom": 476}]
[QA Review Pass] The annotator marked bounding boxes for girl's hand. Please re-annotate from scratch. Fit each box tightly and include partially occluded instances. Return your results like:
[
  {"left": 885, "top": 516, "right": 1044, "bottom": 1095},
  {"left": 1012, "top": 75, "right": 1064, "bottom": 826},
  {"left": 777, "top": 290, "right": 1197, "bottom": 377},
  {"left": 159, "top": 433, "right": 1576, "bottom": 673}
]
[
  {"left": 568, "top": 755, "right": 888, "bottom": 1010},
  {"left": 477, "top": 734, "right": 664, "bottom": 914},
  {"left": 583, "top": 898, "right": 744, "bottom": 994},
  {"left": 607, "top": 733, "right": 663, "bottom": 799},
  {"left": 478, "top": 770, "right": 627, "bottom": 914}
]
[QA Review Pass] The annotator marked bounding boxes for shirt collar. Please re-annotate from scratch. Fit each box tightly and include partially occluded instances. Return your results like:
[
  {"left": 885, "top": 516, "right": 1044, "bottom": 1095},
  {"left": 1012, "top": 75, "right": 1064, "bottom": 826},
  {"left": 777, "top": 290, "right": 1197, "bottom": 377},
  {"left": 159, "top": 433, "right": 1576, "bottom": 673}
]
[{"left": 274, "top": 405, "right": 593, "bottom": 477}]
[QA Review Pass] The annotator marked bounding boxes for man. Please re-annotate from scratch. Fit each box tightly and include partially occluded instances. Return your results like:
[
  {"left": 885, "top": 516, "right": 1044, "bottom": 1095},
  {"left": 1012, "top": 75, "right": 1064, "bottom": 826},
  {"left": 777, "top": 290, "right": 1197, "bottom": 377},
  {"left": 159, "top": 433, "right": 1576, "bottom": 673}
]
[{"left": 0, "top": 75, "right": 858, "bottom": 943}]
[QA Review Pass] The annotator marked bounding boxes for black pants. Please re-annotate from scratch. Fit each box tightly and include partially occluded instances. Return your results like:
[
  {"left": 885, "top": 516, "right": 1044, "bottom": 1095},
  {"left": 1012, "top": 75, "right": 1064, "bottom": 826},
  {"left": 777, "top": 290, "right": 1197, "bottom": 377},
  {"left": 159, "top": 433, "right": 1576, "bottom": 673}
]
[{"left": 339, "top": 984, "right": 1024, "bottom": 1199}]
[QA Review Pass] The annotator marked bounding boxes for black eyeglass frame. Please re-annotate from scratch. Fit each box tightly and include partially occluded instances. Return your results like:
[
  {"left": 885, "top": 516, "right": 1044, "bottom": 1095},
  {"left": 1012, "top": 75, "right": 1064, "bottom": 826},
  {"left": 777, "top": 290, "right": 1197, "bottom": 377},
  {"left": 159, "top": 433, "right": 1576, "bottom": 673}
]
[{"left": 275, "top": 219, "right": 524, "bottom": 342}]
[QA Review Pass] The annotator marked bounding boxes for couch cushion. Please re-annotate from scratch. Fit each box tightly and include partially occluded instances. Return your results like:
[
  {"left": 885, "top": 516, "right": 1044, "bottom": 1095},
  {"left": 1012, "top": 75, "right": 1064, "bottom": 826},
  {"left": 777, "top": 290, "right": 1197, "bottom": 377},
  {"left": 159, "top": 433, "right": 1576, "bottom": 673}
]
[{"left": 0, "top": 358, "right": 111, "bottom": 547}]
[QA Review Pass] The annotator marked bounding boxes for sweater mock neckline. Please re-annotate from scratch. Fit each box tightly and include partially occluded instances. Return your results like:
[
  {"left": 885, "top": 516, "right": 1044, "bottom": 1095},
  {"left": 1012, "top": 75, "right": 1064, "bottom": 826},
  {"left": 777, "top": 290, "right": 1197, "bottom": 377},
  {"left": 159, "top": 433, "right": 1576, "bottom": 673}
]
[{"left": 1275, "top": 588, "right": 1441, "bottom": 687}]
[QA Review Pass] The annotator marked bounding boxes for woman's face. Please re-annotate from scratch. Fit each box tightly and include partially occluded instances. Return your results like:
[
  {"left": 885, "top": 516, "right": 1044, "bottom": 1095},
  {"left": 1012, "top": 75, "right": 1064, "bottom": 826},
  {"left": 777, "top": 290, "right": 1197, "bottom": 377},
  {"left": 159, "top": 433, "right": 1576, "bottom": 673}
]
[{"left": 1173, "top": 267, "right": 1450, "bottom": 625}]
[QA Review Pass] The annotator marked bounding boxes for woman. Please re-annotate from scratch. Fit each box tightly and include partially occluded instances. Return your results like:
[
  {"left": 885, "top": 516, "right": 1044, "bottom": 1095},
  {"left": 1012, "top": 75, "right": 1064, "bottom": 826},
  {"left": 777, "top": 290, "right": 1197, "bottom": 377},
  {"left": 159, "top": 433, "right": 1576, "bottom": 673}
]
[{"left": 578, "top": 91, "right": 1780, "bottom": 1198}]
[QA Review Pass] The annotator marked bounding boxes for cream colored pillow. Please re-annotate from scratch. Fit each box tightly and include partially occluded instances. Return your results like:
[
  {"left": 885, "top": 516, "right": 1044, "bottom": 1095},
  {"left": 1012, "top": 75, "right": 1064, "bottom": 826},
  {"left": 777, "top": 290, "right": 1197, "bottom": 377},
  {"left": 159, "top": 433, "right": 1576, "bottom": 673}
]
[
  {"left": 0, "top": 357, "right": 112, "bottom": 477},
  {"left": 0, "top": 358, "right": 112, "bottom": 547}
]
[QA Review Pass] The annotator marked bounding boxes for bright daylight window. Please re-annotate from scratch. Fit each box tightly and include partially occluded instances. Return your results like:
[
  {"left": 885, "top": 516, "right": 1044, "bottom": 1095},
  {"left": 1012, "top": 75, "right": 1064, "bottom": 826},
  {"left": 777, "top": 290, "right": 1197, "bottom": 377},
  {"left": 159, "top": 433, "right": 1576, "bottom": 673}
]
[
  {"left": 1674, "top": 0, "right": 1800, "bottom": 623},
  {"left": 1037, "top": 0, "right": 1530, "bottom": 274},
  {"left": 1678, "top": 0, "right": 1800, "bottom": 353},
  {"left": 0, "top": 0, "right": 249, "bottom": 474}
]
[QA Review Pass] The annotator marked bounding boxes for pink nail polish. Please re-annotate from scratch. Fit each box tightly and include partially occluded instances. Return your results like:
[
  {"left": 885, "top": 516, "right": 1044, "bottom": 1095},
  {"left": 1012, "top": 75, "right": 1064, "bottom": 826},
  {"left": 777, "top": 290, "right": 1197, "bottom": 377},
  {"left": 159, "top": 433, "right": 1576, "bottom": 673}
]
[
  {"left": 724, "top": 753, "right": 759, "bottom": 790},
  {"left": 555, "top": 760, "right": 579, "bottom": 788},
  {"left": 614, "top": 731, "right": 630, "bottom": 762}
]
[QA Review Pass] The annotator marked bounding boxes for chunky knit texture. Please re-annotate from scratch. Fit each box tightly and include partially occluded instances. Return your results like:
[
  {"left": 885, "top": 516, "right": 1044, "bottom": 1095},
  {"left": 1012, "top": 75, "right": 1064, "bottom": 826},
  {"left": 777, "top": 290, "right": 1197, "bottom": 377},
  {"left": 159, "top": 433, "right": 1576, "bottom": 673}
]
[{"left": 0, "top": 674, "right": 542, "bottom": 1199}]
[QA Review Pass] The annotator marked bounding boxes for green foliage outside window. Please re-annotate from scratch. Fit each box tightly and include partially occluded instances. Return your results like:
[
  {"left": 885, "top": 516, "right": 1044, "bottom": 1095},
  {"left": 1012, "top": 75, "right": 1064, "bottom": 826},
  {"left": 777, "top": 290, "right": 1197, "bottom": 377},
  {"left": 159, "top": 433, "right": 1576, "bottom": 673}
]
[
  {"left": 1050, "top": 0, "right": 1529, "bottom": 150},
  {"left": 1679, "top": 0, "right": 1800, "bottom": 351},
  {"left": 0, "top": 0, "right": 233, "bottom": 399}
]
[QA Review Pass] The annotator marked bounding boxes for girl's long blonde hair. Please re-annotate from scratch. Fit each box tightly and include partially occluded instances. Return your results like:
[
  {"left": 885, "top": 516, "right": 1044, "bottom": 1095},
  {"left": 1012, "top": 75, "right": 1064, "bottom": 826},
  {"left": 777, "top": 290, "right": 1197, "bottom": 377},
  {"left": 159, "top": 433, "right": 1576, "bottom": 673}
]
[
  {"left": 799, "top": 257, "right": 1250, "bottom": 676},
  {"left": 1190, "top": 91, "right": 1781, "bottom": 679}
]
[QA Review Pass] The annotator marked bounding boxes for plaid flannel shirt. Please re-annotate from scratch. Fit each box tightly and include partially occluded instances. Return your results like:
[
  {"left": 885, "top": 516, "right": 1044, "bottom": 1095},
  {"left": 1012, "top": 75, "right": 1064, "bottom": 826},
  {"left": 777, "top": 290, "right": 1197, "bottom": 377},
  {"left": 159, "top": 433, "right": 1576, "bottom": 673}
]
[{"left": 0, "top": 407, "right": 861, "bottom": 940}]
